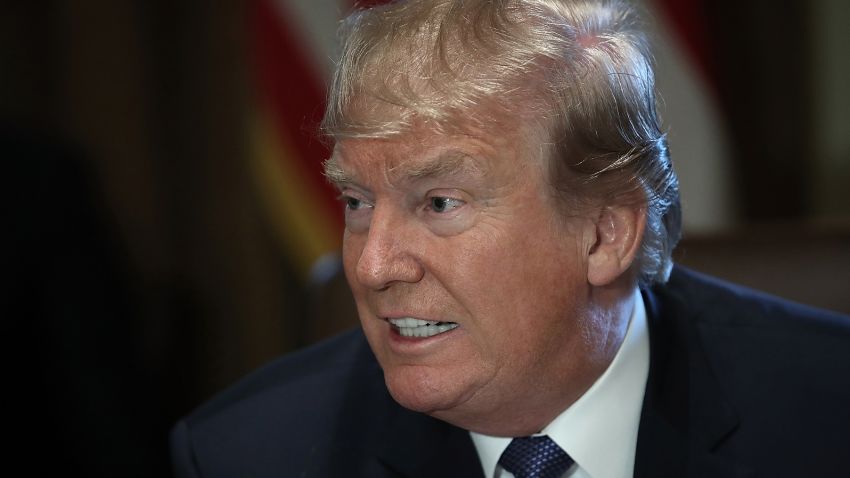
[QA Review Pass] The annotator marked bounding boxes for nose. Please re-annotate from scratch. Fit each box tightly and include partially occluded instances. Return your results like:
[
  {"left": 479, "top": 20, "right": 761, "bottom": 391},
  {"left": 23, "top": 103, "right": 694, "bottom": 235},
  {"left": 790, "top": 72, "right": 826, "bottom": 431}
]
[{"left": 353, "top": 206, "right": 425, "bottom": 291}]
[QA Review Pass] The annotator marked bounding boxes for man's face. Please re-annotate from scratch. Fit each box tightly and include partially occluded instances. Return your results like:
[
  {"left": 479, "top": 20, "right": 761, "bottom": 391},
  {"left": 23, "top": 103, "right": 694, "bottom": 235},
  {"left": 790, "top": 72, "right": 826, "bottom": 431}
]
[{"left": 332, "top": 124, "right": 613, "bottom": 435}]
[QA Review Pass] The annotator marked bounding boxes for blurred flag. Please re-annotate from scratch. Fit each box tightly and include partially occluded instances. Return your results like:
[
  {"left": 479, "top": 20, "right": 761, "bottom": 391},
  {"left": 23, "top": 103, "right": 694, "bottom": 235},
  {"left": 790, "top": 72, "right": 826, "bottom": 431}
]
[
  {"left": 247, "top": 0, "right": 346, "bottom": 278},
  {"left": 647, "top": 0, "right": 736, "bottom": 232}
]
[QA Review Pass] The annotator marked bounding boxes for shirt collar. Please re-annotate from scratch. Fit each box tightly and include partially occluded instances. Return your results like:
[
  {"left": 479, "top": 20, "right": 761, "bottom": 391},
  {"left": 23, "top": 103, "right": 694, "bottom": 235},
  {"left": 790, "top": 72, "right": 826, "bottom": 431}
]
[{"left": 470, "top": 289, "right": 650, "bottom": 478}]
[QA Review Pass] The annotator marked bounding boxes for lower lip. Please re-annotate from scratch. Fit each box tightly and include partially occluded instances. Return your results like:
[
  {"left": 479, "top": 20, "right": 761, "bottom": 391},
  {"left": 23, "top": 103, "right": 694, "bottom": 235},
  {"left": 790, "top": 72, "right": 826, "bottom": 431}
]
[{"left": 387, "top": 323, "right": 459, "bottom": 352}]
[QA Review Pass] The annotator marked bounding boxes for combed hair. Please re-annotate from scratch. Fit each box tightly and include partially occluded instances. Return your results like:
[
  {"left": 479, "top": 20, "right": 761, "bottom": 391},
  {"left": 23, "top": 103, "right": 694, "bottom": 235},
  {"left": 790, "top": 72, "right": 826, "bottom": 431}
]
[{"left": 322, "top": 0, "right": 681, "bottom": 285}]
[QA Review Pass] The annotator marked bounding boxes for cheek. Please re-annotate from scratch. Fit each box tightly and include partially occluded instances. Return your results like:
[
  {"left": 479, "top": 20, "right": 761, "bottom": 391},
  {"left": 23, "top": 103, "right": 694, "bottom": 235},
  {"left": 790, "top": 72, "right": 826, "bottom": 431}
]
[
  {"left": 455, "top": 221, "right": 576, "bottom": 300},
  {"left": 448, "top": 222, "right": 585, "bottom": 341}
]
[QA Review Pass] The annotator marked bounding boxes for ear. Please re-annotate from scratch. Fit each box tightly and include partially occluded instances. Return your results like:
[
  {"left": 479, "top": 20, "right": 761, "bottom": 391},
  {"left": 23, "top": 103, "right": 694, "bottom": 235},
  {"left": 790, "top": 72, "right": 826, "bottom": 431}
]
[{"left": 586, "top": 205, "right": 646, "bottom": 286}]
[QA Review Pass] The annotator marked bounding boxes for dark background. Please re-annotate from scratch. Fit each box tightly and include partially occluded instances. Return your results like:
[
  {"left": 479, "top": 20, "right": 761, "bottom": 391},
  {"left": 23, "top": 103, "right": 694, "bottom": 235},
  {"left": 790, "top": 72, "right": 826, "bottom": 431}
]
[{"left": 1, "top": 1, "right": 848, "bottom": 476}]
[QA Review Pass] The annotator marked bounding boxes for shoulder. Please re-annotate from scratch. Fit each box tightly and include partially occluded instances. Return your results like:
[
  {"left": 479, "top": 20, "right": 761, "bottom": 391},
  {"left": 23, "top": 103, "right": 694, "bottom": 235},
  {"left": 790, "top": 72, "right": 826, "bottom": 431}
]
[
  {"left": 187, "top": 328, "right": 376, "bottom": 424},
  {"left": 647, "top": 266, "right": 850, "bottom": 470},
  {"left": 649, "top": 265, "right": 850, "bottom": 406},
  {"left": 651, "top": 266, "right": 850, "bottom": 376},
  {"left": 171, "top": 328, "right": 392, "bottom": 478},
  {"left": 655, "top": 265, "right": 850, "bottom": 338}
]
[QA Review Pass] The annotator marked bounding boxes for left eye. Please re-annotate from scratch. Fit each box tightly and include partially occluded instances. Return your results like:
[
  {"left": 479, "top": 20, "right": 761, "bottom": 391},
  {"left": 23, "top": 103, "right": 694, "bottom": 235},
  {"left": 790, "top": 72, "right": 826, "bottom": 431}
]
[{"left": 429, "top": 197, "right": 463, "bottom": 213}]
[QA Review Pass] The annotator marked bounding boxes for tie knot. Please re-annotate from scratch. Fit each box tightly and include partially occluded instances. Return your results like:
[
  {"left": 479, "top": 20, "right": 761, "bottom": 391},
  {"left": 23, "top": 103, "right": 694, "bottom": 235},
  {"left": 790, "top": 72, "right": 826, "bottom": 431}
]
[{"left": 498, "top": 435, "right": 574, "bottom": 478}]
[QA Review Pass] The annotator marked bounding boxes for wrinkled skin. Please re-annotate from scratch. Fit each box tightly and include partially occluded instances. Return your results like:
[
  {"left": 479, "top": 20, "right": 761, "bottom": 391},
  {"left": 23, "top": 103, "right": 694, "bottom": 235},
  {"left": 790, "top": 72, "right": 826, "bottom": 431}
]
[{"left": 331, "top": 124, "right": 630, "bottom": 436}]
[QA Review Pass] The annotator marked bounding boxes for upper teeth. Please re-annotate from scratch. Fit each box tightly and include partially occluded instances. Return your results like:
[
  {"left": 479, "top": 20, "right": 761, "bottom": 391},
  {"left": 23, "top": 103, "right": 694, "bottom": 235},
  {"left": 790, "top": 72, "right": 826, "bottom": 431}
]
[
  {"left": 389, "top": 317, "right": 441, "bottom": 327},
  {"left": 388, "top": 317, "right": 458, "bottom": 338}
]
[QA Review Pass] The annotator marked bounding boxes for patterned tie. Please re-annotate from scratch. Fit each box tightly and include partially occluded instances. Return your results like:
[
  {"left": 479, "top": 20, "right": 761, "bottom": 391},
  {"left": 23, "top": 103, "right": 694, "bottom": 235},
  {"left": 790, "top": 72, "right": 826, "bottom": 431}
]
[{"left": 498, "top": 435, "right": 574, "bottom": 478}]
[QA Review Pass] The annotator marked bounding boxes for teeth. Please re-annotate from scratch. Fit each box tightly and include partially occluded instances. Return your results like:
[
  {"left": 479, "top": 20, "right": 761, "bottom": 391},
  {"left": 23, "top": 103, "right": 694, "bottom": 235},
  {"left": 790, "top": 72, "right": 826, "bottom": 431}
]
[{"left": 388, "top": 317, "right": 459, "bottom": 338}]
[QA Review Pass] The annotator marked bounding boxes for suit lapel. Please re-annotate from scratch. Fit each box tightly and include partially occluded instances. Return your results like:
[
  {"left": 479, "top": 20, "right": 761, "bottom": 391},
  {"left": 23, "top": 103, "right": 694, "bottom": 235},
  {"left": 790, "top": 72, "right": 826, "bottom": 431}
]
[{"left": 637, "top": 283, "right": 754, "bottom": 478}]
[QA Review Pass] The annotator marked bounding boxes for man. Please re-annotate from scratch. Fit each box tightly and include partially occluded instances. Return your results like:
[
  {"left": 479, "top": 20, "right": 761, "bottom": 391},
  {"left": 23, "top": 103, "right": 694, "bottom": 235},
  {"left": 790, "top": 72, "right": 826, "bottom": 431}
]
[{"left": 171, "top": 0, "right": 850, "bottom": 476}]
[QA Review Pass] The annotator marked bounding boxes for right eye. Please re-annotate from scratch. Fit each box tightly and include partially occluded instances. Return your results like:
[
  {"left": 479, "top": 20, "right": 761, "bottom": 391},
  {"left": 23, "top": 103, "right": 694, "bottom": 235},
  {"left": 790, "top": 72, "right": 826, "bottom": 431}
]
[
  {"left": 339, "top": 193, "right": 373, "bottom": 233},
  {"left": 341, "top": 195, "right": 372, "bottom": 212},
  {"left": 345, "top": 196, "right": 363, "bottom": 210}
]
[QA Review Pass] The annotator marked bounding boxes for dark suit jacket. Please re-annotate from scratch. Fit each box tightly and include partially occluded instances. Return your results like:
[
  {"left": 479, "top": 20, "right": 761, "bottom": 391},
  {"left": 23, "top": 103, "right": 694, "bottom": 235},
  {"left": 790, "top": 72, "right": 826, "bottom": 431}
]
[{"left": 171, "top": 267, "right": 850, "bottom": 477}]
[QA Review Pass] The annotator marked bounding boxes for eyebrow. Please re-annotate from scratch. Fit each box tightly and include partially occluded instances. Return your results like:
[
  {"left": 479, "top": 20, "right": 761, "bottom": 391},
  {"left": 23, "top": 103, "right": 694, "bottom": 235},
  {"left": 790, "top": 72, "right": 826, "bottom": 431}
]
[
  {"left": 324, "top": 151, "right": 483, "bottom": 188},
  {"left": 323, "top": 156, "right": 349, "bottom": 186}
]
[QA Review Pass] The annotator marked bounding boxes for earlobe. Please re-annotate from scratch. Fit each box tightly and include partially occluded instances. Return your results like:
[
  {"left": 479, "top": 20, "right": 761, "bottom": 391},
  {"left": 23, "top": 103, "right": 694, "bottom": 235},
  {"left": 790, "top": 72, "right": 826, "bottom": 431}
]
[{"left": 586, "top": 205, "right": 645, "bottom": 286}]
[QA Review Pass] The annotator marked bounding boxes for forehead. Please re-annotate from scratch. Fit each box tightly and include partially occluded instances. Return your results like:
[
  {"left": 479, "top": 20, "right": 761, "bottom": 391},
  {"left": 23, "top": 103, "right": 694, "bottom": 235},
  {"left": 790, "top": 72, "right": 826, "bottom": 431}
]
[{"left": 326, "top": 124, "right": 537, "bottom": 188}]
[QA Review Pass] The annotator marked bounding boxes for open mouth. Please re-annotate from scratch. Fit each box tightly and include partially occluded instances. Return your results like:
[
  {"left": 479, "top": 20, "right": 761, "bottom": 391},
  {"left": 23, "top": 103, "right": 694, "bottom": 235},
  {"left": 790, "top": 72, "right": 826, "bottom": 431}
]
[{"left": 388, "top": 317, "right": 459, "bottom": 338}]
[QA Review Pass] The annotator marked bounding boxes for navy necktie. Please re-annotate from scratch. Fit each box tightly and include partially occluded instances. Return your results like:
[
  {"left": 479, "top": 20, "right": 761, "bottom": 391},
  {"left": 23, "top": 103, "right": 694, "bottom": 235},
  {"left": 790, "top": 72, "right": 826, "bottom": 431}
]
[{"left": 498, "top": 435, "right": 574, "bottom": 478}]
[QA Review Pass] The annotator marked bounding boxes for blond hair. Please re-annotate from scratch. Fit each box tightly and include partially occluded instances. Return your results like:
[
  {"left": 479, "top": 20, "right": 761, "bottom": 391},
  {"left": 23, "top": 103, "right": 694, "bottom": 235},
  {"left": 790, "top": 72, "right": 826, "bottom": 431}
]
[{"left": 322, "top": 0, "right": 681, "bottom": 285}]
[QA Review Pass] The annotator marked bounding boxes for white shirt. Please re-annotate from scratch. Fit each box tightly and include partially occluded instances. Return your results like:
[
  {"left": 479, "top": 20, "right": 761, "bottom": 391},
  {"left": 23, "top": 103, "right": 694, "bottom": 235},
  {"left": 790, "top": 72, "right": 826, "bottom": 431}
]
[{"left": 470, "top": 289, "right": 650, "bottom": 478}]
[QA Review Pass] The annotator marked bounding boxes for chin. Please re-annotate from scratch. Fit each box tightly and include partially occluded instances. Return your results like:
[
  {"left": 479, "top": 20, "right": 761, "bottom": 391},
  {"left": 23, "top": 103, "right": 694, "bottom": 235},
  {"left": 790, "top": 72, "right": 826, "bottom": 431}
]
[{"left": 383, "top": 365, "right": 471, "bottom": 415}]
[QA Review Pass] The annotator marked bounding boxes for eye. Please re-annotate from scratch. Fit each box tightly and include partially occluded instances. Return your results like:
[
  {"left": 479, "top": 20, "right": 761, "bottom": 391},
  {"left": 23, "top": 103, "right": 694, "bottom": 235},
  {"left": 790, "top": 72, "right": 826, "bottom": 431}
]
[
  {"left": 339, "top": 193, "right": 373, "bottom": 233},
  {"left": 345, "top": 196, "right": 363, "bottom": 210},
  {"left": 339, "top": 193, "right": 372, "bottom": 212},
  {"left": 428, "top": 196, "right": 464, "bottom": 213}
]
